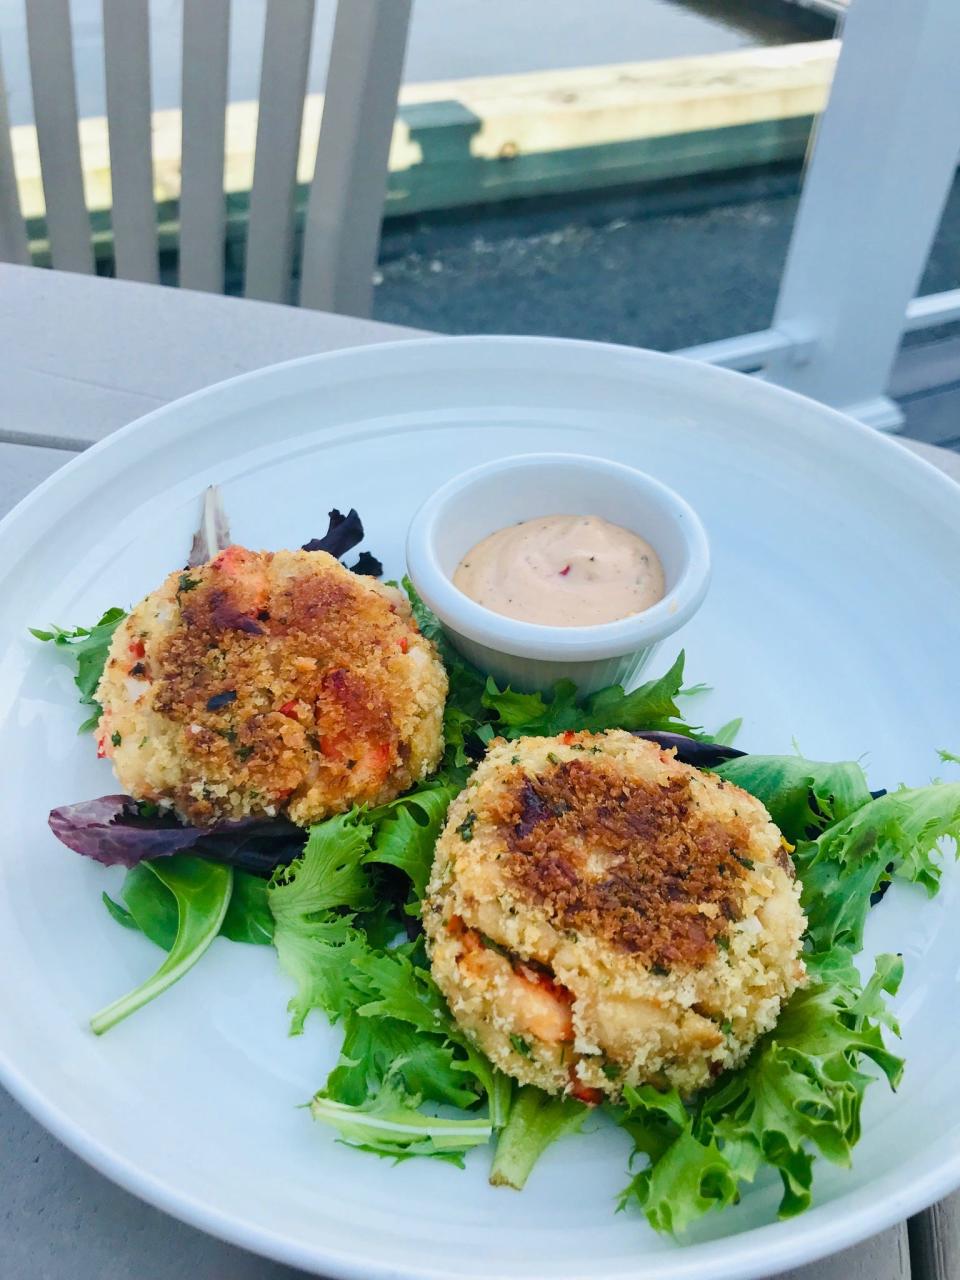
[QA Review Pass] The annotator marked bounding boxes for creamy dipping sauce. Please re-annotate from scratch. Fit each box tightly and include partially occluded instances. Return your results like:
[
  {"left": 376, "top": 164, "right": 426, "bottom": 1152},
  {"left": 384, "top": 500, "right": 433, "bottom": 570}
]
[{"left": 453, "top": 514, "right": 665, "bottom": 627}]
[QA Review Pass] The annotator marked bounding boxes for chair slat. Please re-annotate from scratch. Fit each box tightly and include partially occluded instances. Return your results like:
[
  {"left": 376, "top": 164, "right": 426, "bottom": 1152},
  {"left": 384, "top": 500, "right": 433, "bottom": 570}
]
[
  {"left": 299, "top": 0, "right": 411, "bottom": 316},
  {"left": 0, "top": 40, "right": 30, "bottom": 266},
  {"left": 244, "top": 0, "right": 315, "bottom": 303},
  {"left": 25, "top": 0, "right": 92, "bottom": 273},
  {"left": 102, "top": 0, "right": 157, "bottom": 284},
  {"left": 179, "top": 0, "right": 230, "bottom": 292}
]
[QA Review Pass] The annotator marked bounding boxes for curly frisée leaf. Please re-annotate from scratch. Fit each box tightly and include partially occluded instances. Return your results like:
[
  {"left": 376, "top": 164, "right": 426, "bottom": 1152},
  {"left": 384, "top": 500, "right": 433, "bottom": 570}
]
[
  {"left": 270, "top": 811, "right": 374, "bottom": 923},
  {"left": 705, "top": 956, "right": 905, "bottom": 1217},
  {"left": 325, "top": 1012, "right": 482, "bottom": 1110},
  {"left": 615, "top": 953, "right": 906, "bottom": 1231},
  {"left": 797, "top": 782, "right": 960, "bottom": 954},
  {"left": 364, "top": 782, "right": 460, "bottom": 901},
  {"left": 480, "top": 652, "right": 698, "bottom": 740},
  {"left": 30, "top": 606, "right": 127, "bottom": 732},
  {"left": 267, "top": 805, "right": 499, "bottom": 1133},
  {"left": 613, "top": 774, "right": 960, "bottom": 1234}
]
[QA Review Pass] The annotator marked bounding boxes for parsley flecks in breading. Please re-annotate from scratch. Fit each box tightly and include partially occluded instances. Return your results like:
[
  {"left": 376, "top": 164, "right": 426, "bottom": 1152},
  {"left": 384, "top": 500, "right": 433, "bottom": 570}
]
[{"left": 457, "top": 811, "right": 477, "bottom": 842}]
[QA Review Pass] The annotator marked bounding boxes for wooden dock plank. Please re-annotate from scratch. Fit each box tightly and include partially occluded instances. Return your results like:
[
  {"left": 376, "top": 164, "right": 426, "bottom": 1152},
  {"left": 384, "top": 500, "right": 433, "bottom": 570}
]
[
  {"left": 9, "top": 40, "right": 839, "bottom": 226},
  {"left": 909, "top": 1192, "right": 960, "bottom": 1280},
  {"left": 775, "top": 1223, "right": 911, "bottom": 1280}
]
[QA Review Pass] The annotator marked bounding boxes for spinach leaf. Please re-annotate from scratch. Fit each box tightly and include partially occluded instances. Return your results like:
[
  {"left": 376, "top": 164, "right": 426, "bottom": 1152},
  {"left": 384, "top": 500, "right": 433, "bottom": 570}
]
[
  {"left": 121, "top": 862, "right": 179, "bottom": 949},
  {"left": 90, "top": 856, "right": 232, "bottom": 1034},
  {"left": 714, "top": 755, "right": 873, "bottom": 843},
  {"left": 220, "top": 871, "right": 274, "bottom": 944},
  {"left": 106, "top": 861, "right": 274, "bottom": 950}
]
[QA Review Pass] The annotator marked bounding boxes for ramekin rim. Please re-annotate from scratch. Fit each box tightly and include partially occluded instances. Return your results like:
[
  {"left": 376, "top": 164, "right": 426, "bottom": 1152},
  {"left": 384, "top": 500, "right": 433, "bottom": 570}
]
[{"left": 405, "top": 452, "right": 711, "bottom": 663}]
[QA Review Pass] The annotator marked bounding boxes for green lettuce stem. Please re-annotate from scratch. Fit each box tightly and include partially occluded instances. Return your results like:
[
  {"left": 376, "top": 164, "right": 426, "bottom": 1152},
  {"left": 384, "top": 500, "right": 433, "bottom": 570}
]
[
  {"left": 489, "top": 1085, "right": 587, "bottom": 1189},
  {"left": 487, "top": 1068, "right": 514, "bottom": 1131}
]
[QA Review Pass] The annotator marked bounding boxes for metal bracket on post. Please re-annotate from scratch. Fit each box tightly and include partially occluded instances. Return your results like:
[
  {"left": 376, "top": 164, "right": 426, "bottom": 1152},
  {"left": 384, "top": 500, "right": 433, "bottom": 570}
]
[{"left": 762, "top": 0, "right": 960, "bottom": 431}]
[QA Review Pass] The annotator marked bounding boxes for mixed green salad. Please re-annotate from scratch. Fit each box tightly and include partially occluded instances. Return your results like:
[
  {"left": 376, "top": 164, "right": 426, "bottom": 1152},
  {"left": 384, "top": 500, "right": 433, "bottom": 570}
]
[{"left": 34, "top": 532, "right": 960, "bottom": 1238}]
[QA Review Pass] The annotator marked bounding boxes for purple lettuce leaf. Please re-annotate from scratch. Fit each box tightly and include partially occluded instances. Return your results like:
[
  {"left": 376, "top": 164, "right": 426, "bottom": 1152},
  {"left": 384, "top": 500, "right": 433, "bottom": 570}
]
[
  {"left": 48, "top": 795, "right": 304, "bottom": 876},
  {"left": 302, "top": 508, "right": 365, "bottom": 559},
  {"left": 350, "top": 550, "right": 384, "bottom": 578},
  {"left": 632, "top": 731, "right": 746, "bottom": 768},
  {"left": 187, "top": 486, "right": 232, "bottom": 567}
]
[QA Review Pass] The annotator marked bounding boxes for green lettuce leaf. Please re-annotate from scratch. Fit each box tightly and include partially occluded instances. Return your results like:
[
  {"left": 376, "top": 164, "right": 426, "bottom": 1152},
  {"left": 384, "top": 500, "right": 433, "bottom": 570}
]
[
  {"left": 798, "top": 782, "right": 960, "bottom": 953},
  {"left": 480, "top": 653, "right": 697, "bottom": 740},
  {"left": 326, "top": 1012, "right": 482, "bottom": 1110},
  {"left": 713, "top": 755, "right": 873, "bottom": 844},
  {"left": 615, "top": 952, "right": 905, "bottom": 1231},
  {"left": 365, "top": 782, "right": 459, "bottom": 900},
  {"left": 90, "top": 856, "right": 232, "bottom": 1034},
  {"left": 267, "top": 805, "right": 502, "bottom": 1152},
  {"left": 30, "top": 606, "right": 127, "bottom": 731},
  {"left": 311, "top": 1086, "right": 492, "bottom": 1165},
  {"left": 489, "top": 1085, "right": 588, "bottom": 1189}
]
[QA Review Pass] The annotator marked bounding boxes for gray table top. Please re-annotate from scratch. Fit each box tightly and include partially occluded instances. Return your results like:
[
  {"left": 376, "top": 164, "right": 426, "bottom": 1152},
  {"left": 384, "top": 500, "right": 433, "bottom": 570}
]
[{"left": 1, "top": 265, "right": 956, "bottom": 1280}]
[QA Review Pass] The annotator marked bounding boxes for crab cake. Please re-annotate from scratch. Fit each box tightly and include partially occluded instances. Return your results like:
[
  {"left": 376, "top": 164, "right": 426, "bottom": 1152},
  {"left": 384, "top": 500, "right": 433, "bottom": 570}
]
[
  {"left": 95, "top": 545, "right": 446, "bottom": 826},
  {"left": 424, "top": 731, "right": 806, "bottom": 1101}
]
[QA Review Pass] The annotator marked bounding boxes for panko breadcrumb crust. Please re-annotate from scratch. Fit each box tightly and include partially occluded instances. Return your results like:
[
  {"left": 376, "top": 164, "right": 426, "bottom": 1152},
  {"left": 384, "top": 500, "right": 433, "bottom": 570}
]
[
  {"left": 424, "top": 731, "right": 806, "bottom": 1101},
  {"left": 96, "top": 546, "right": 447, "bottom": 825}
]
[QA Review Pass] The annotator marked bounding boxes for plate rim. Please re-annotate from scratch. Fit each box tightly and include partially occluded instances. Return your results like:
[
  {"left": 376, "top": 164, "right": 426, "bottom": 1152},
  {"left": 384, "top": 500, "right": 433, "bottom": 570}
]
[{"left": 2, "top": 332, "right": 959, "bottom": 1280}]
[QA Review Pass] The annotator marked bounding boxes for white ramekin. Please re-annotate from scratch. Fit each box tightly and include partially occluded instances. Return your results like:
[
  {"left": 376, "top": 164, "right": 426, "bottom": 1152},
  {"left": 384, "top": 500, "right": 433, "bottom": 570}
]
[{"left": 405, "top": 453, "right": 710, "bottom": 695}]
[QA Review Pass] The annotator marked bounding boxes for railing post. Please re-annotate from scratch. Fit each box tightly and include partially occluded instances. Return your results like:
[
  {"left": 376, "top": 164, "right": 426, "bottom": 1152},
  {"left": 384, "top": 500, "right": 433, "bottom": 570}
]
[
  {"left": 299, "top": 0, "right": 412, "bottom": 317},
  {"left": 763, "top": 0, "right": 960, "bottom": 429},
  {"left": 0, "top": 40, "right": 29, "bottom": 266}
]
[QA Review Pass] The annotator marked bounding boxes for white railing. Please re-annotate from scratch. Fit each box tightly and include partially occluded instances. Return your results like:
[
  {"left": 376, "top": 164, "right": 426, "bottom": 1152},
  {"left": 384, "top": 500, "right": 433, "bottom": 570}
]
[
  {"left": 0, "top": 0, "right": 958, "bottom": 425},
  {"left": 678, "top": 0, "right": 960, "bottom": 429},
  {"left": 0, "top": 0, "right": 411, "bottom": 310}
]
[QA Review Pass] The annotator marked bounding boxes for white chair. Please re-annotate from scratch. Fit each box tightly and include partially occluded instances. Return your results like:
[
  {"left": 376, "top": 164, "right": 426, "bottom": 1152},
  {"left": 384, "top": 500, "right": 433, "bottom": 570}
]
[{"left": 0, "top": 0, "right": 412, "bottom": 316}]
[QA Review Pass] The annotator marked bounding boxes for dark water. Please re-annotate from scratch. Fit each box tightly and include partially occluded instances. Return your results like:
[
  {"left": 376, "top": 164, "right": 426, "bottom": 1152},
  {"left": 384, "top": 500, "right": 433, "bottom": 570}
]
[{"left": 0, "top": 0, "right": 831, "bottom": 126}]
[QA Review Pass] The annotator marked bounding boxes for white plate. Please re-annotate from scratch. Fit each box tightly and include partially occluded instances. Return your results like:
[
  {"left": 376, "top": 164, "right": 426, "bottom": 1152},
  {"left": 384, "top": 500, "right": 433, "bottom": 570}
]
[{"left": 1, "top": 336, "right": 959, "bottom": 1280}]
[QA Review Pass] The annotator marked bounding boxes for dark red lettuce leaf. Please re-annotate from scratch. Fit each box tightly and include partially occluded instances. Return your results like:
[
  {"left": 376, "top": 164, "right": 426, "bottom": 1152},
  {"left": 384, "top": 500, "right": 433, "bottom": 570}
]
[
  {"left": 48, "top": 795, "right": 304, "bottom": 876},
  {"left": 350, "top": 550, "right": 384, "bottom": 577},
  {"left": 302, "top": 508, "right": 364, "bottom": 558},
  {"left": 632, "top": 731, "right": 746, "bottom": 768},
  {"left": 187, "top": 486, "right": 231, "bottom": 567}
]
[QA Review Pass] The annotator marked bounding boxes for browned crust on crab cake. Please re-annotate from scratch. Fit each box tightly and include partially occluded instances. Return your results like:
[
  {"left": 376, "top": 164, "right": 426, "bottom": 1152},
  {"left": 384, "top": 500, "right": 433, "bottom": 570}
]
[
  {"left": 424, "top": 730, "right": 806, "bottom": 1101},
  {"left": 96, "top": 545, "right": 446, "bottom": 826}
]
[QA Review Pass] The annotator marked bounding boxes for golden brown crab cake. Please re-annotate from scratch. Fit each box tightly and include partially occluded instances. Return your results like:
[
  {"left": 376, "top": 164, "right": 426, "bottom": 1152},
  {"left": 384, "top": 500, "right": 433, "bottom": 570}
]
[
  {"left": 423, "top": 730, "right": 806, "bottom": 1102},
  {"left": 95, "top": 545, "right": 446, "bottom": 826}
]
